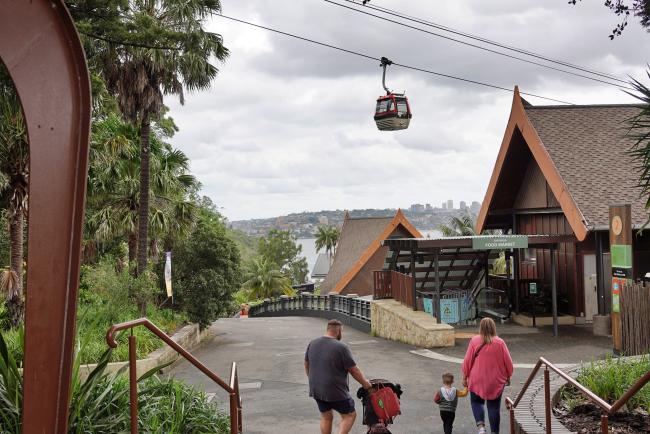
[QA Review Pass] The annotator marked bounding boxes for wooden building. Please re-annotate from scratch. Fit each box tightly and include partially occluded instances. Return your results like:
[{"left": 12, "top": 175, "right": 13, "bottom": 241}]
[
  {"left": 320, "top": 210, "right": 422, "bottom": 296},
  {"left": 476, "top": 87, "right": 650, "bottom": 322}
]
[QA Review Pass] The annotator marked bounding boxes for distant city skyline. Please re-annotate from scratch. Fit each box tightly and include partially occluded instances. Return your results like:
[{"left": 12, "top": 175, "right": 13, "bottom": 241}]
[{"left": 230, "top": 198, "right": 482, "bottom": 221}]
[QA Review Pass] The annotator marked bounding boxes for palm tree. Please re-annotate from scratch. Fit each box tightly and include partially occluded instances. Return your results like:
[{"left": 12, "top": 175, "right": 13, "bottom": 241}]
[
  {"left": 0, "top": 69, "right": 28, "bottom": 327},
  {"left": 90, "top": 1, "right": 229, "bottom": 275},
  {"left": 242, "top": 257, "right": 294, "bottom": 300},
  {"left": 315, "top": 225, "right": 340, "bottom": 263},
  {"left": 628, "top": 71, "right": 650, "bottom": 228},
  {"left": 86, "top": 115, "right": 199, "bottom": 264},
  {"left": 438, "top": 213, "right": 476, "bottom": 237}
]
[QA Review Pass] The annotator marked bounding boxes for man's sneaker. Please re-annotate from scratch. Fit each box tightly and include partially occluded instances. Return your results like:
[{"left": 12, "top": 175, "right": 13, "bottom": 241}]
[{"left": 477, "top": 428, "right": 486, "bottom": 434}]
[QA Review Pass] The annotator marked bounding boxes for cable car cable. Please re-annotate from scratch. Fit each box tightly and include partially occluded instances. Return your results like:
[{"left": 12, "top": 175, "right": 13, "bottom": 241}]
[
  {"left": 216, "top": 14, "right": 574, "bottom": 105},
  {"left": 340, "top": 0, "right": 629, "bottom": 85},
  {"left": 324, "top": 0, "right": 634, "bottom": 90}
]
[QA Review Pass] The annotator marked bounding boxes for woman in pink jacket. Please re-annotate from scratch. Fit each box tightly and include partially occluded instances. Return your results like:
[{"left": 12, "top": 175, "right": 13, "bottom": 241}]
[{"left": 461, "top": 318, "right": 513, "bottom": 434}]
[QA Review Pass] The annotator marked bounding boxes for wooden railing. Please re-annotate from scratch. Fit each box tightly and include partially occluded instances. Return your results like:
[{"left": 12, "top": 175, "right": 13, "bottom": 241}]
[
  {"left": 106, "top": 318, "right": 242, "bottom": 434},
  {"left": 506, "top": 357, "right": 650, "bottom": 434},
  {"left": 373, "top": 270, "right": 414, "bottom": 308}
]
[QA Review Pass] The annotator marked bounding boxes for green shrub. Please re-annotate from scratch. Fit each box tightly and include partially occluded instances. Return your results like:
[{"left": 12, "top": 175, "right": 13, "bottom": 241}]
[
  {"left": 171, "top": 210, "right": 242, "bottom": 329},
  {"left": 0, "top": 331, "right": 230, "bottom": 433},
  {"left": 573, "top": 355, "right": 650, "bottom": 412}
]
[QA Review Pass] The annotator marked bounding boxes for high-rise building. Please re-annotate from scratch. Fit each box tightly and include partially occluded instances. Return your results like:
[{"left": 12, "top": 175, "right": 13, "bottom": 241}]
[
  {"left": 442, "top": 202, "right": 447, "bottom": 210},
  {"left": 410, "top": 203, "right": 425, "bottom": 213},
  {"left": 447, "top": 200, "right": 454, "bottom": 210},
  {"left": 460, "top": 201, "right": 467, "bottom": 210},
  {"left": 470, "top": 201, "right": 481, "bottom": 214},
  {"left": 425, "top": 203, "right": 432, "bottom": 211}
]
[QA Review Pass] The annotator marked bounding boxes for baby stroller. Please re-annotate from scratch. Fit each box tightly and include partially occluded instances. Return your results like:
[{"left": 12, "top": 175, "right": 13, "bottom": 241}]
[{"left": 356, "top": 379, "right": 403, "bottom": 434}]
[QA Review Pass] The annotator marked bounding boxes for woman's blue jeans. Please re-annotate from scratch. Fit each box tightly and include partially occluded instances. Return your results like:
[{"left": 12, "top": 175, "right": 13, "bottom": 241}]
[{"left": 470, "top": 391, "right": 502, "bottom": 433}]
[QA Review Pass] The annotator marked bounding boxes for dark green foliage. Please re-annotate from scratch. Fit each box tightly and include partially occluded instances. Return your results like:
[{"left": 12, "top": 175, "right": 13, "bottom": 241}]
[
  {"left": 258, "top": 229, "right": 309, "bottom": 285},
  {"left": 172, "top": 202, "right": 242, "bottom": 329},
  {"left": 0, "top": 330, "right": 230, "bottom": 433},
  {"left": 627, "top": 72, "right": 650, "bottom": 228}
]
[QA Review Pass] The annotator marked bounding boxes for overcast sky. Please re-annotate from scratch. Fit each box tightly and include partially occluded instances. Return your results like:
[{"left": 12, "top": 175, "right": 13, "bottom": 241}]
[{"left": 166, "top": 0, "right": 649, "bottom": 222}]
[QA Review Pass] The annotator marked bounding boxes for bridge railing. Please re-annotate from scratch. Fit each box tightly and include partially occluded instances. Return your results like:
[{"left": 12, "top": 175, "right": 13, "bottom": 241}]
[{"left": 248, "top": 293, "right": 371, "bottom": 332}]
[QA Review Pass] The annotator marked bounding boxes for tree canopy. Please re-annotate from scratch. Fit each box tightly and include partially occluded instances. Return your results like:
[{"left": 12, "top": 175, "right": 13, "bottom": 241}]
[
  {"left": 570, "top": 0, "right": 650, "bottom": 38},
  {"left": 258, "top": 229, "right": 309, "bottom": 285}
]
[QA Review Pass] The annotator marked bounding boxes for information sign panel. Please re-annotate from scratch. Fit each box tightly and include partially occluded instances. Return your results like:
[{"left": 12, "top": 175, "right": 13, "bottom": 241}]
[
  {"left": 472, "top": 236, "right": 528, "bottom": 250},
  {"left": 440, "top": 299, "right": 459, "bottom": 324}
]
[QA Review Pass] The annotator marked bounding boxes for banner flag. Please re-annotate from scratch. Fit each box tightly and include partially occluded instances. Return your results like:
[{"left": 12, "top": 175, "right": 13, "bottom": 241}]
[{"left": 164, "top": 252, "right": 172, "bottom": 298}]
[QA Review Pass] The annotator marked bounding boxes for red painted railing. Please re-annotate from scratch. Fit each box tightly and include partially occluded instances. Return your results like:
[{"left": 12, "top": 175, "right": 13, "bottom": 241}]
[
  {"left": 373, "top": 270, "right": 414, "bottom": 308},
  {"left": 106, "top": 318, "right": 242, "bottom": 434}
]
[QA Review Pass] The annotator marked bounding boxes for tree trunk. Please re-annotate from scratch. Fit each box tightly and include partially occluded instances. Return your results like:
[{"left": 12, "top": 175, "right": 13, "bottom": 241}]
[
  {"left": 128, "top": 232, "right": 137, "bottom": 264},
  {"left": 136, "top": 115, "right": 150, "bottom": 277},
  {"left": 7, "top": 209, "right": 24, "bottom": 327}
]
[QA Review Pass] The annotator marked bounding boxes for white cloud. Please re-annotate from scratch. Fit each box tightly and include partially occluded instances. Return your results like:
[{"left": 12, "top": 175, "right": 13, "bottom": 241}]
[{"left": 167, "top": 0, "right": 649, "bottom": 220}]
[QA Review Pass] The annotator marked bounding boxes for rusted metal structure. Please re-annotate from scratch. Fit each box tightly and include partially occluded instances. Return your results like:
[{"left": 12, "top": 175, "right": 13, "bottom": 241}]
[
  {"left": 0, "top": 1, "right": 91, "bottom": 432},
  {"left": 106, "top": 318, "right": 243, "bottom": 434},
  {"left": 506, "top": 357, "right": 650, "bottom": 434}
]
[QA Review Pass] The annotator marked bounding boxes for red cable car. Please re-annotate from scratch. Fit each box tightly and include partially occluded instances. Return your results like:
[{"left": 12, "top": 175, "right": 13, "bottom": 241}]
[{"left": 374, "top": 57, "right": 412, "bottom": 131}]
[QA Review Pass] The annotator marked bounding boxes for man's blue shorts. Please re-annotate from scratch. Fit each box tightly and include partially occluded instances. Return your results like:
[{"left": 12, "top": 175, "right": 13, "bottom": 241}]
[{"left": 315, "top": 397, "right": 355, "bottom": 414}]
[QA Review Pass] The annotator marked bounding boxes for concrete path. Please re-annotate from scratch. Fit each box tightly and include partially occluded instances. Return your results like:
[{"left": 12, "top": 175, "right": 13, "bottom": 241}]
[{"left": 169, "top": 317, "right": 612, "bottom": 434}]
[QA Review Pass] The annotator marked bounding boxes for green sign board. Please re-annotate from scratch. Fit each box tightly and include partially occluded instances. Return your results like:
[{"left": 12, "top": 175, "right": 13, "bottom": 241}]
[
  {"left": 472, "top": 236, "right": 528, "bottom": 250},
  {"left": 529, "top": 282, "right": 538, "bottom": 295},
  {"left": 611, "top": 244, "right": 632, "bottom": 314},
  {"left": 611, "top": 244, "right": 633, "bottom": 268}
]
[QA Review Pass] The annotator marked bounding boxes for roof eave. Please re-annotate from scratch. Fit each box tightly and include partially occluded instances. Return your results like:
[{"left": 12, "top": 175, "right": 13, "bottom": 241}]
[{"left": 476, "top": 86, "right": 590, "bottom": 242}]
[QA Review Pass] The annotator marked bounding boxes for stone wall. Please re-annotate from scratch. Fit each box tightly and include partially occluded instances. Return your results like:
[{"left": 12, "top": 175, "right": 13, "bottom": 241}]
[
  {"left": 78, "top": 323, "right": 212, "bottom": 380},
  {"left": 371, "top": 299, "right": 454, "bottom": 347}
]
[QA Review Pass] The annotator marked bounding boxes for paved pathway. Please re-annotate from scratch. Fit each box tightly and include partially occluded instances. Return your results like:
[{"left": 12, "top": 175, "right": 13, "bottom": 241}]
[{"left": 169, "top": 317, "right": 612, "bottom": 434}]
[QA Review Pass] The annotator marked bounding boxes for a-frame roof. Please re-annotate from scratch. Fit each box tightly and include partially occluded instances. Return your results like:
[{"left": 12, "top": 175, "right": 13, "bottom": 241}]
[
  {"left": 476, "top": 87, "right": 646, "bottom": 241},
  {"left": 320, "top": 210, "right": 422, "bottom": 294}
]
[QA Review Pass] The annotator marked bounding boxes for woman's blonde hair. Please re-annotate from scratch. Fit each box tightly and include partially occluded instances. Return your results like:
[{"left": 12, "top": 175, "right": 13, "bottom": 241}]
[{"left": 479, "top": 317, "right": 497, "bottom": 344}]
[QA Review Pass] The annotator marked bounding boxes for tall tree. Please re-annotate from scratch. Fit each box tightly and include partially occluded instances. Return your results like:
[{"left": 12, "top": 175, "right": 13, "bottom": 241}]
[
  {"left": 628, "top": 72, "right": 650, "bottom": 226},
  {"left": 314, "top": 225, "right": 340, "bottom": 263},
  {"left": 0, "top": 68, "right": 28, "bottom": 327},
  {"left": 258, "top": 229, "right": 309, "bottom": 285},
  {"left": 77, "top": 0, "right": 228, "bottom": 274},
  {"left": 87, "top": 114, "right": 199, "bottom": 264}
]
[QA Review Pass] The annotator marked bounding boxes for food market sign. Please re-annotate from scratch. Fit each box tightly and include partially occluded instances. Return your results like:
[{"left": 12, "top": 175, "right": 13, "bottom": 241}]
[{"left": 472, "top": 236, "right": 528, "bottom": 250}]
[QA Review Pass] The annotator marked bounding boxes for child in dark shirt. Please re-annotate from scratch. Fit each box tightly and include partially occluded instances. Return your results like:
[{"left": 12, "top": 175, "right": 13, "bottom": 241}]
[{"left": 434, "top": 372, "right": 468, "bottom": 434}]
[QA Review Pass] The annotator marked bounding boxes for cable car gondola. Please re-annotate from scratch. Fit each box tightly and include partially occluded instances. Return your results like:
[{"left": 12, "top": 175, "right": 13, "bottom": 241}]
[{"left": 374, "top": 57, "right": 412, "bottom": 131}]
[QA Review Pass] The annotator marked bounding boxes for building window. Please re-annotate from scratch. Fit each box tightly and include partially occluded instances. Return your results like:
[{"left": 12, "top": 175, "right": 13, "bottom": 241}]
[{"left": 523, "top": 248, "right": 537, "bottom": 264}]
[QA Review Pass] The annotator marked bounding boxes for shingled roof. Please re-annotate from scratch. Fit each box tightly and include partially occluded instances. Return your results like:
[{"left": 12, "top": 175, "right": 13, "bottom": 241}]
[
  {"left": 319, "top": 210, "right": 421, "bottom": 294},
  {"left": 477, "top": 87, "right": 647, "bottom": 240}
]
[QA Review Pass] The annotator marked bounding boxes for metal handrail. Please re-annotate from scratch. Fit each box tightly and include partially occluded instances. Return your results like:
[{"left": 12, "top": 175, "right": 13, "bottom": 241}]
[
  {"left": 106, "top": 318, "right": 243, "bottom": 434},
  {"left": 506, "top": 356, "right": 650, "bottom": 434}
]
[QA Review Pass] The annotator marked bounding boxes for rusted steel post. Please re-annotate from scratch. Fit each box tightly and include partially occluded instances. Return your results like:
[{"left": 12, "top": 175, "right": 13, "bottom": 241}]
[
  {"left": 600, "top": 415, "right": 608, "bottom": 434},
  {"left": 544, "top": 367, "right": 552, "bottom": 434},
  {"left": 129, "top": 335, "right": 139, "bottom": 434},
  {"left": 0, "top": 2, "right": 92, "bottom": 432},
  {"left": 509, "top": 405, "right": 516, "bottom": 434},
  {"left": 230, "top": 393, "right": 239, "bottom": 434}
]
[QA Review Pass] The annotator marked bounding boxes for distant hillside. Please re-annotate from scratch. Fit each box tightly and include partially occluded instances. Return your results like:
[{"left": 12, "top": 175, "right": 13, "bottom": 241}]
[{"left": 230, "top": 206, "right": 479, "bottom": 238}]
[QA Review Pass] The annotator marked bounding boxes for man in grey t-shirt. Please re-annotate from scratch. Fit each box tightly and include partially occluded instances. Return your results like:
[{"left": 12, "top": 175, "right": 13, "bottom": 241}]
[{"left": 304, "top": 319, "right": 372, "bottom": 434}]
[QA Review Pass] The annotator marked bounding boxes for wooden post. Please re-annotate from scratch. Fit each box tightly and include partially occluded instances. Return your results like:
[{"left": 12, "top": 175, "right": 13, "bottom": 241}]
[
  {"left": 513, "top": 214, "right": 521, "bottom": 314},
  {"left": 435, "top": 249, "right": 441, "bottom": 324},
  {"left": 551, "top": 245, "right": 558, "bottom": 337},
  {"left": 610, "top": 205, "right": 633, "bottom": 353},
  {"left": 410, "top": 249, "right": 417, "bottom": 311}
]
